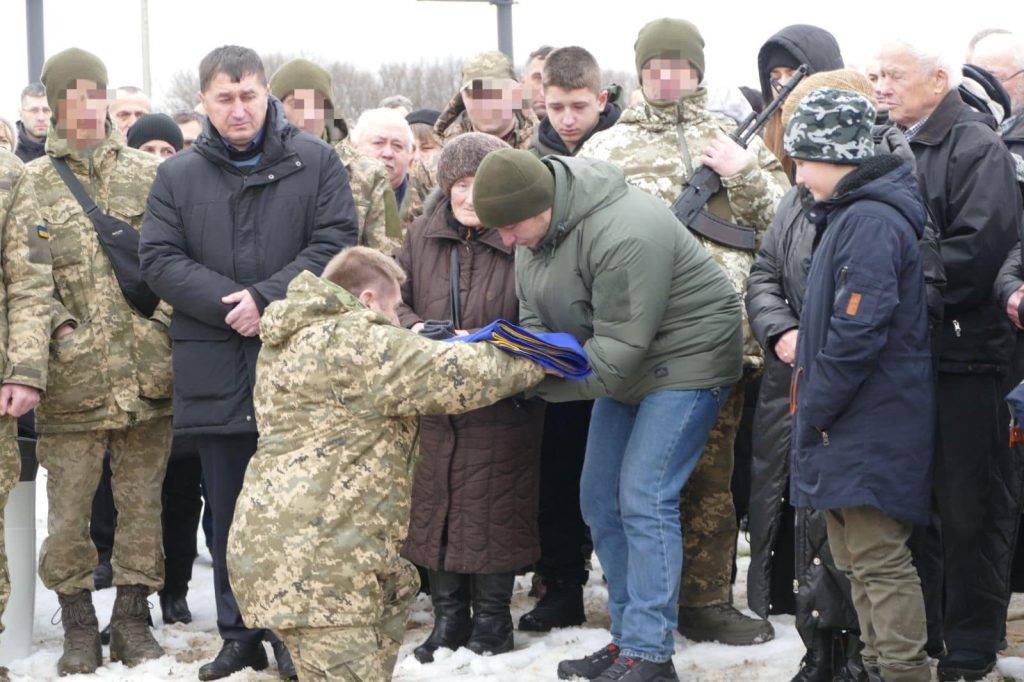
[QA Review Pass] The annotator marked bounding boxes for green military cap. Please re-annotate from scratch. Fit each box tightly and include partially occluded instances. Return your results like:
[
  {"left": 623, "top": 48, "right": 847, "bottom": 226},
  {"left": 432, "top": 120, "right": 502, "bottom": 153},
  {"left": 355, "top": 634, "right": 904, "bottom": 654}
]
[
  {"left": 472, "top": 148, "right": 554, "bottom": 228},
  {"left": 784, "top": 87, "right": 876, "bottom": 165},
  {"left": 269, "top": 58, "right": 335, "bottom": 112},
  {"left": 461, "top": 51, "right": 517, "bottom": 91},
  {"left": 634, "top": 18, "right": 705, "bottom": 82},
  {"left": 41, "top": 47, "right": 108, "bottom": 117}
]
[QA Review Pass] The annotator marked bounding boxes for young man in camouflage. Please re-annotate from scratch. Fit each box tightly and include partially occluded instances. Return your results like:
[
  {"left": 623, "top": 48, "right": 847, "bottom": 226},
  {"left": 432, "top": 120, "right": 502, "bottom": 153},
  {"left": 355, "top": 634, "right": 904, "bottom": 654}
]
[
  {"left": 21, "top": 48, "right": 174, "bottom": 675},
  {"left": 0, "top": 148, "right": 55, "bottom": 659},
  {"left": 269, "top": 58, "right": 401, "bottom": 254},
  {"left": 580, "top": 18, "right": 789, "bottom": 646},
  {"left": 227, "top": 247, "right": 547, "bottom": 681}
]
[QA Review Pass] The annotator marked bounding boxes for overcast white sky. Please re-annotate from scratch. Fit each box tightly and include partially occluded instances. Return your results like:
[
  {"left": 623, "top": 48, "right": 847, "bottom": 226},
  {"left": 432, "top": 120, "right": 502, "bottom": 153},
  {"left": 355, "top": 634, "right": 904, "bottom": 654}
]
[{"left": 2, "top": 0, "right": 1023, "bottom": 123}]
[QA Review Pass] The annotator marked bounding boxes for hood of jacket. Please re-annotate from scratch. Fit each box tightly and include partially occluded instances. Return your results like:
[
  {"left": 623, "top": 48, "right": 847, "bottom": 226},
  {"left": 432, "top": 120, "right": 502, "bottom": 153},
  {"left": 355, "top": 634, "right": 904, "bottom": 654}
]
[
  {"left": 193, "top": 96, "right": 300, "bottom": 170},
  {"left": 261, "top": 270, "right": 377, "bottom": 347},
  {"left": 810, "top": 155, "right": 926, "bottom": 239},
  {"left": 535, "top": 155, "right": 629, "bottom": 252},
  {"left": 757, "top": 25, "right": 844, "bottom": 102},
  {"left": 534, "top": 101, "right": 621, "bottom": 156}
]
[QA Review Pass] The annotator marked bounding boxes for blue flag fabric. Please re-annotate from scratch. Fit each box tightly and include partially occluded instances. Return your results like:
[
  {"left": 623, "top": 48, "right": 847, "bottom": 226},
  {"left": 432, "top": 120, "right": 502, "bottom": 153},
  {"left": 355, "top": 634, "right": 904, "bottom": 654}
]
[{"left": 443, "top": 319, "right": 592, "bottom": 381}]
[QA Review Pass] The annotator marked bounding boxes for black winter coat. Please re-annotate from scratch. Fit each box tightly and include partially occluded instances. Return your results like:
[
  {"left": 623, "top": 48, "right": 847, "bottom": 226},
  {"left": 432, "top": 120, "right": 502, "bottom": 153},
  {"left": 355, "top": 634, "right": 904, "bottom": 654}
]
[
  {"left": 140, "top": 98, "right": 358, "bottom": 435},
  {"left": 744, "top": 127, "right": 944, "bottom": 638},
  {"left": 908, "top": 89, "right": 1021, "bottom": 374}
]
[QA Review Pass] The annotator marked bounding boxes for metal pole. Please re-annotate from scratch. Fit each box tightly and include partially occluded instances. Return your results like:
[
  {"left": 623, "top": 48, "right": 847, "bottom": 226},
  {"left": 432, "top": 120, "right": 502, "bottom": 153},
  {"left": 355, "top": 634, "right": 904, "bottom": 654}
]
[
  {"left": 25, "top": 0, "right": 44, "bottom": 83},
  {"left": 141, "top": 0, "right": 152, "bottom": 95},
  {"left": 492, "top": 0, "right": 513, "bottom": 63}
]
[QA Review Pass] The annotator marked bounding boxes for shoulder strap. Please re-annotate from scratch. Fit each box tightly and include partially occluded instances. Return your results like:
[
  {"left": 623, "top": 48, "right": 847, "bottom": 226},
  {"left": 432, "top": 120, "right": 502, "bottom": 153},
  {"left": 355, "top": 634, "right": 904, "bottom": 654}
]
[{"left": 50, "top": 157, "right": 100, "bottom": 216}]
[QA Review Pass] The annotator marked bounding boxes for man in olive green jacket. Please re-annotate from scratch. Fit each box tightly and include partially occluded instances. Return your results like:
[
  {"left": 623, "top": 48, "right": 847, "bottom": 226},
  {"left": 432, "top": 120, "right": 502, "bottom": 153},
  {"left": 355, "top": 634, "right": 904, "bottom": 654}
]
[
  {"left": 474, "top": 149, "right": 741, "bottom": 682},
  {"left": 19, "top": 48, "right": 173, "bottom": 675}
]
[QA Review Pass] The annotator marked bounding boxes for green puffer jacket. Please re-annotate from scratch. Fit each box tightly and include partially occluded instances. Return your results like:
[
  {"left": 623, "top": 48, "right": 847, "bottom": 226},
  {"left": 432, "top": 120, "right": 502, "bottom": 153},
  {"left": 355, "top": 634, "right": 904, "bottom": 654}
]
[{"left": 517, "top": 155, "right": 743, "bottom": 405}]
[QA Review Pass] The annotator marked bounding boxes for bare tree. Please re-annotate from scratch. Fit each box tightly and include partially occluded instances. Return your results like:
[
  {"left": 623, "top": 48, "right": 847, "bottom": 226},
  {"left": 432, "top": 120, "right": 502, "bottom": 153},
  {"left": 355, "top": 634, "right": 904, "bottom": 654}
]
[{"left": 163, "top": 69, "right": 200, "bottom": 114}]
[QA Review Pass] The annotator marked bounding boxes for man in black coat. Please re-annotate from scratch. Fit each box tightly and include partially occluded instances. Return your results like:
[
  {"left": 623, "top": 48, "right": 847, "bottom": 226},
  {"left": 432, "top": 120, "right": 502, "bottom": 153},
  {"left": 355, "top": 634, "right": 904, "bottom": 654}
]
[
  {"left": 140, "top": 45, "right": 357, "bottom": 681},
  {"left": 877, "top": 40, "right": 1023, "bottom": 682}
]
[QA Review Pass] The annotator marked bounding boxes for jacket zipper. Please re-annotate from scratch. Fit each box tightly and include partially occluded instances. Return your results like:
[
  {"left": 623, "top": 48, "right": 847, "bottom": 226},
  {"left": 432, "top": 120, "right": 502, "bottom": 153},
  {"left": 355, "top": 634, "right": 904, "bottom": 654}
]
[
  {"left": 821, "top": 431, "right": 830, "bottom": 447},
  {"left": 952, "top": 320, "right": 961, "bottom": 338}
]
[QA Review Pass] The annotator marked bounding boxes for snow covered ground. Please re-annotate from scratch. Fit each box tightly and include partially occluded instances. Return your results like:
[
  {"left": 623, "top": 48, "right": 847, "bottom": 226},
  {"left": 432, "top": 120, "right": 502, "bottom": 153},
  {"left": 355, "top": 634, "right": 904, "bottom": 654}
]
[{"left": 4, "top": 470, "right": 1024, "bottom": 680}]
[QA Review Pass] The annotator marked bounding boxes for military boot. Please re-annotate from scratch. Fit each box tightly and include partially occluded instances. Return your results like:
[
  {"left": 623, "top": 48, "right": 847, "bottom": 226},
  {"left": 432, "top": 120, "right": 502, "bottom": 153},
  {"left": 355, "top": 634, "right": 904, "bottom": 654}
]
[
  {"left": 109, "top": 585, "right": 165, "bottom": 666},
  {"left": 466, "top": 572, "right": 514, "bottom": 656},
  {"left": 519, "top": 578, "right": 586, "bottom": 632},
  {"left": 56, "top": 590, "right": 102, "bottom": 676},
  {"left": 677, "top": 602, "right": 775, "bottom": 646},
  {"left": 789, "top": 630, "right": 834, "bottom": 682}
]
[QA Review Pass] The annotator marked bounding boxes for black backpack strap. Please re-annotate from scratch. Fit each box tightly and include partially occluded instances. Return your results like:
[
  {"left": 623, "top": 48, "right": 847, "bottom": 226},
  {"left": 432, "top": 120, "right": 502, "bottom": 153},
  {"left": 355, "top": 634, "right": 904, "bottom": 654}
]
[{"left": 50, "top": 156, "right": 100, "bottom": 216}]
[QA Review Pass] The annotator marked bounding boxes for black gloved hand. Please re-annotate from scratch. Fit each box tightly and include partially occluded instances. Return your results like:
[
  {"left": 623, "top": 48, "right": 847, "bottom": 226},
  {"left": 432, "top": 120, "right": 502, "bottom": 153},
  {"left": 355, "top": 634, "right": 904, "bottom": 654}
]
[{"left": 418, "top": 319, "right": 457, "bottom": 340}]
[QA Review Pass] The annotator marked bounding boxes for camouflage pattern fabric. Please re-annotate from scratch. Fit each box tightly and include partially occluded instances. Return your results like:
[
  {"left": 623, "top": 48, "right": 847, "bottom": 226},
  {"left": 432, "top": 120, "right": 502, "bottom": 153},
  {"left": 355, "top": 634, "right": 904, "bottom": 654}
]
[
  {"left": 276, "top": 564, "right": 419, "bottom": 681},
  {"left": 400, "top": 158, "right": 434, "bottom": 232},
  {"left": 334, "top": 139, "right": 401, "bottom": 255},
  {"left": 0, "top": 150, "right": 55, "bottom": 630},
  {"left": 0, "top": 419, "right": 18, "bottom": 634},
  {"left": 459, "top": 51, "right": 518, "bottom": 90},
  {"left": 24, "top": 122, "right": 172, "bottom": 434},
  {"left": 1013, "top": 152, "right": 1024, "bottom": 184},
  {"left": 679, "top": 378, "right": 745, "bottom": 606},
  {"left": 579, "top": 87, "right": 789, "bottom": 372},
  {"left": 0, "top": 150, "right": 55, "bottom": 392},
  {"left": 784, "top": 88, "right": 876, "bottom": 164},
  {"left": 36, "top": 416, "right": 173, "bottom": 594},
  {"left": 227, "top": 271, "right": 544, "bottom": 633},
  {"left": 433, "top": 90, "right": 536, "bottom": 151}
]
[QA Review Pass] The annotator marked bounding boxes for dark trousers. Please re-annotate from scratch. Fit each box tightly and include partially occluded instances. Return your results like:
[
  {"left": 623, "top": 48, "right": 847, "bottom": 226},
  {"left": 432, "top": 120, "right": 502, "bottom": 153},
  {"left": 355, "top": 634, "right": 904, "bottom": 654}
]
[
  {"left": 161, "top": 443, "right": 203, "bottom": 596},
  {"left": 90, "top": 453, "right": 116, "bottom": 564},
  {"left": 198, "top": 433, "right": 276, "bottom": 644},
  {"left": 536, "top": 400, "right": 593, "bottom": 586},
  {"left": 931, "top": 372, "right": 1024, "bottom": 656}
]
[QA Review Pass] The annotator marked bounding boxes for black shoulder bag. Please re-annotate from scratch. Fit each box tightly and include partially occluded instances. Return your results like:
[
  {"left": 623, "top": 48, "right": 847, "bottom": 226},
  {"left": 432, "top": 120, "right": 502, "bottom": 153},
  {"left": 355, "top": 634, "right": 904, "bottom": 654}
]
[{"left": 50, "top": 157, "right": 160, "bottom": 317}]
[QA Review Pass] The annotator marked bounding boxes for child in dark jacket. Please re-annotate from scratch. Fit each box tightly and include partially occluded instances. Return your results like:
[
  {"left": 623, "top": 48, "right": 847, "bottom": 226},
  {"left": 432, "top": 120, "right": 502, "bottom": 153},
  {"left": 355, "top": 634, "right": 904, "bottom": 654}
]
[{"left": 785, "top": 87, "right": 932, "bottom": 682}]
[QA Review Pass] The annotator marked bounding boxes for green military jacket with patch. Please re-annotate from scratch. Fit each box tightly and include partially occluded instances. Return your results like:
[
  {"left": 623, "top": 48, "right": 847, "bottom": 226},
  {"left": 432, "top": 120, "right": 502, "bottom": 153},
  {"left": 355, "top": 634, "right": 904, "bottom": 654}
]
[{"left": 24, "top": 124, "right": 172, "bottom": 433}]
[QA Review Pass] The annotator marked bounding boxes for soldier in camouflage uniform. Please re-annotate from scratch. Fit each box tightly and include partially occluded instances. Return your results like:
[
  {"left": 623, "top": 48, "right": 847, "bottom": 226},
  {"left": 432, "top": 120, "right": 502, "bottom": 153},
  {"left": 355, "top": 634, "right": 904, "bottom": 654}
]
[
  {"left": 579, "top": 18, "right": 789, "bottom": 647},
  {"left": 23, "top": 48, "right": 173, "bottom": 675},
  {"left": 0, "top": 149, "right": 55, "bottom": 644},
  {"left": 227, "top": 248, "right": 545, "bottom": 681},
  {"left": 269, "top": 58, "right": 401, "bottom": 254},
  {"left": 408, "top": 51, "right": 535, "bottom": 231}
]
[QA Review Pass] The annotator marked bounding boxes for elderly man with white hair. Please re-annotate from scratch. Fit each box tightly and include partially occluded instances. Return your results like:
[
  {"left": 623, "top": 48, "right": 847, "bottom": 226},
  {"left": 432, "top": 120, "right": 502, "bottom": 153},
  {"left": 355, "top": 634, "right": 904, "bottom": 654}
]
[
  {"left": 353, "top": 107, "right": 427, "bottom": 230},
  {"left": 876, "top": 37, "right": 1023, "bottom": 682}
]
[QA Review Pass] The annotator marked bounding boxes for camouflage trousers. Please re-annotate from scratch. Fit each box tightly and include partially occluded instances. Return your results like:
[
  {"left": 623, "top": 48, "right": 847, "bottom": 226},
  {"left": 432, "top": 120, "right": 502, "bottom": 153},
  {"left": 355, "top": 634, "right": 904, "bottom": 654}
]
[
  {"left": 679, "top": 377, "right": 745, "bottom": 607},
  {"left": 0, "top": 417, "right": 20, "bottom": 633},
  {"left": 275, "top": 566, "right": 418, "bottom": 681},
  {"left": 37, "top": 416, "right": 172, "bottom": 594}
]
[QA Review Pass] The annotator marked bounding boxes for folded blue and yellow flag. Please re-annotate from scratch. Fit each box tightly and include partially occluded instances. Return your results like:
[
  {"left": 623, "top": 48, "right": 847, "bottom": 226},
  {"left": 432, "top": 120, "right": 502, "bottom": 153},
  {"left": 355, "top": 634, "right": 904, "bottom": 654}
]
[{"left": 443, "top": 319, "right": 592, "bottom": 381}]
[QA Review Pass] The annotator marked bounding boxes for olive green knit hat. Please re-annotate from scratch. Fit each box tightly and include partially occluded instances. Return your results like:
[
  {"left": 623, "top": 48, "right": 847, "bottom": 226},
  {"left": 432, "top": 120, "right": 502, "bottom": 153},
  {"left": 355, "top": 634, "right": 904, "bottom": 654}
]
[
  {"left": 269, "top": 58, "right": 335, "bottom": 112},
  {"left": 635, "top": 18, "right": 705, "bottom": 83},
  {"left": 41, "top": 47, "right": 108, "bottom": 117},
  {"left": 472, "top": 149, "right": 555, "bottom": 228}
]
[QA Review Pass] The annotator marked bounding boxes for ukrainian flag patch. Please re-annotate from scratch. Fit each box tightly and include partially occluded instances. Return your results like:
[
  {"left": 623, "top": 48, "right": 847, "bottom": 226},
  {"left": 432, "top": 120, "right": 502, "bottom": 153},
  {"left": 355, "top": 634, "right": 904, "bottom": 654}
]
[{"left": 36, "top": 225, "right": 49, "bottom": 240}]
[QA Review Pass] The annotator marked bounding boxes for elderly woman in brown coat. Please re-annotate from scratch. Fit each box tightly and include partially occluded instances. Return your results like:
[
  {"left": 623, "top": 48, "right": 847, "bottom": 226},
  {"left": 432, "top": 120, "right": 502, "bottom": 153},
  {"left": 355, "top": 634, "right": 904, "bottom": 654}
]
[{"left": 397, "top": 132, "right": 546, "bottom": 663}]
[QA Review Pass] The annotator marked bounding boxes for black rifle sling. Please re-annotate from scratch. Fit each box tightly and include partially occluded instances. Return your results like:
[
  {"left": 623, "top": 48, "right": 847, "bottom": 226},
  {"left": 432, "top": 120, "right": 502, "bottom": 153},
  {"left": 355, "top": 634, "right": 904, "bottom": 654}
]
[{"left": 50, "top": 157, "right": 159, "bottom": 317}]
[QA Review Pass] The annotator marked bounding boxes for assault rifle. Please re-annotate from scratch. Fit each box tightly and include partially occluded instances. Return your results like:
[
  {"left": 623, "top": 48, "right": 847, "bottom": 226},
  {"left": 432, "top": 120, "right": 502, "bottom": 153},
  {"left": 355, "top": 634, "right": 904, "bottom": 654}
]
[{"left": 671, "top": 64, "right": 809, "bottom": 251}]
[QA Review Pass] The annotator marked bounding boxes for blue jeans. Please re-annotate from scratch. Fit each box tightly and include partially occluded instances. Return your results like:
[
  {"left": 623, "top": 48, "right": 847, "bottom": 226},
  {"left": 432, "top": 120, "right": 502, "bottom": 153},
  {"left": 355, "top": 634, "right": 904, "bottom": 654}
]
[{"left": 580, "top": 387, "right": 729, "bottom": 663}]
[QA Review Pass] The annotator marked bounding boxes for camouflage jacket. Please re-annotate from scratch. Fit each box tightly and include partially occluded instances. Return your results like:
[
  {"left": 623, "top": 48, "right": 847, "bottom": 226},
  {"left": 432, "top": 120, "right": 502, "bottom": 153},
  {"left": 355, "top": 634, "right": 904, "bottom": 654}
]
[
  {"left": 227, "top": 271, "right": 543, "bottom": 630},
  {"left": 433, "top": 90, "right": 536, "bottom": 150},
  {"left": 400, "top": 157, "right": 435, "bottom": 232},
  {"left": 0, "top": 151, "right": 54, "bottom": 395},
  {"left": 334, "top": 139, "right": 401, "bottom": 255},
  {"left": 25, "top": 125, "right": 172, "bottom": 433},
  {"left": 579, "top": 89, "right": 789, "bottom": 369}
]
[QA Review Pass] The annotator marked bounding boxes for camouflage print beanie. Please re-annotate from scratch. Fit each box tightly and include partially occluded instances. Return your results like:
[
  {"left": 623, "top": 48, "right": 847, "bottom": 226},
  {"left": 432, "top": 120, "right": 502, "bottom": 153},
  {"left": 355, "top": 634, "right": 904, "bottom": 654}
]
[
  {"left": 41, "top": 47, "right": 108, "bottom": 118},
  {"left": 784, "top": 87, "right": 876, "bottom": 165}
]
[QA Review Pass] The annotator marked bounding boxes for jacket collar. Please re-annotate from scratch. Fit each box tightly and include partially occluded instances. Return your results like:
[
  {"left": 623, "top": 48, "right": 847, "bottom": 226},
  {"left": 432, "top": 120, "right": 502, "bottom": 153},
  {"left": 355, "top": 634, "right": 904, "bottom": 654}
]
[
  {"left": 910, "top": 89, "right": 993, "bottom": 147},
  {"left": 621, "top": 88, "right": 710, "bottom": 130},
  {"left": 194, "top": 96, "right": 296, "bottom": 172},
  {"left": 45, "top": 115, "right": 122, "bottom": 170},
  {"left": 421, "top": 193, "right": 512, "bottom": 255},
  {"left": 16, "top": 121, "right": 45, "bottom": 155},
  {"left": 535, "top": 101, "right": 622, "bottom": 156}
]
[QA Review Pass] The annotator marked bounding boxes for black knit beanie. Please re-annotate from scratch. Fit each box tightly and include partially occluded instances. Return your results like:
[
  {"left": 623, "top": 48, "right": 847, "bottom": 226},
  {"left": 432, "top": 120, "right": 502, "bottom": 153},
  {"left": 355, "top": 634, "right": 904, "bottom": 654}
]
[{"left": 127, "top": 113, "right": 184, "bottom": 152}]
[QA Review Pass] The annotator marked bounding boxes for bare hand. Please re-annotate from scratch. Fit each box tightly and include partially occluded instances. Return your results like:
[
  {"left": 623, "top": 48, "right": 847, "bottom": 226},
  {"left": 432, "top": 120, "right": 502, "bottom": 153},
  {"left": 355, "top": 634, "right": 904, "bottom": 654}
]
[
  {"left": 1008, "top": 285, "right": 1024, "bottom": 330},
  {"left": 223, "top": 290, "right": 261, "bottom": 337},
  {"left": 0, "top": 383, "right": 41, "bottom": 417},
  {"left": 699, "top": 131, "right": 755, "bottom": 178},
  {"left": 411, "top": 322, "right": 425, "bottom": 334},
  {"left": 775, "top": 328, "right": 798, "bottom": 366},
  {"left": 54, "top": 323, "right": 75, "bottom": 340},
  {"left": 454, "top": 329, "right": 469, "bottom": 337}
]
